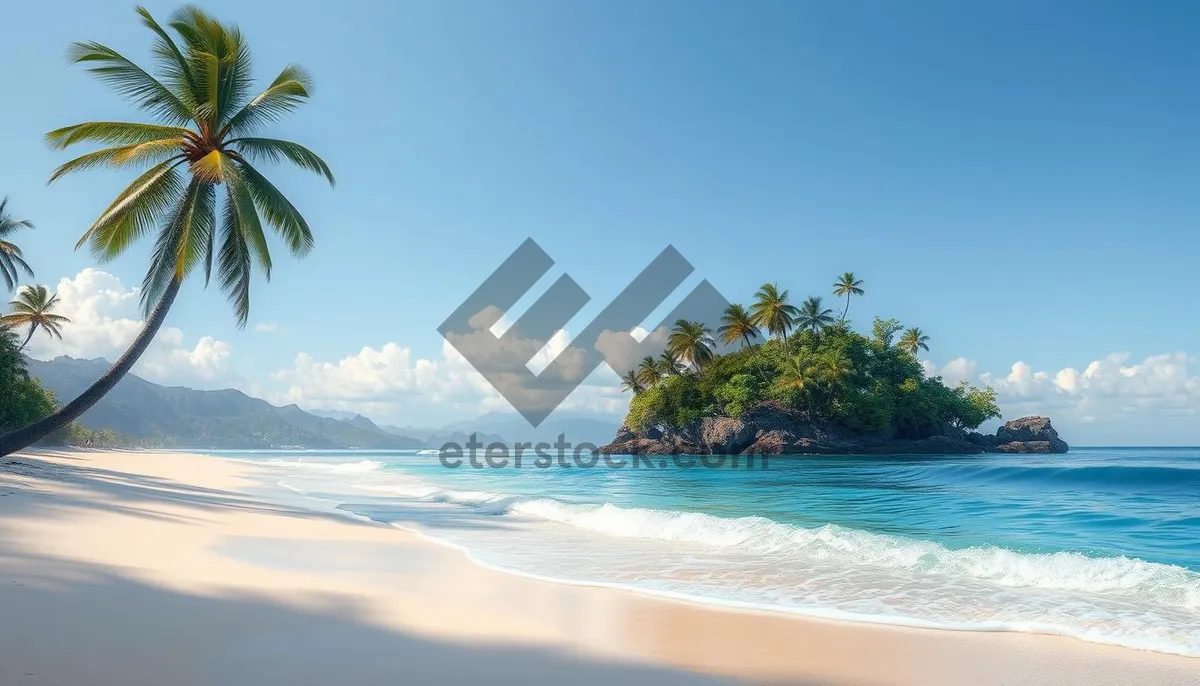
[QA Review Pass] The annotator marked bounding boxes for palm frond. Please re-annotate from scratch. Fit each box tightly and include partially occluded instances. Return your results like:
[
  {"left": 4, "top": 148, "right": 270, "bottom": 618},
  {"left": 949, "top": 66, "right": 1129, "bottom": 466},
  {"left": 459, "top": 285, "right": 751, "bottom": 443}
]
[
  {"left": 223, "top": 64, "right": 312, "bottom": 136},
  {"left": 67, "top": 42, "right": 194, "bottom": 124},
  {"left": 45, "top": 121, "right": 192, "bottom": 150},
  {"left": 49, "top": 141, "right": 185, "bottom": 182},
  {"left": 231, "top": 137, "right": 334, "bottom": 185},
  {"left": 137, "top": 5, "right": 203, "bottom": 110},
  {"left": 237, "top": 159, "right": 313, "bottom": 256},
  {"left": 79, "top": 160, "right": 186, "bottom": 259}
]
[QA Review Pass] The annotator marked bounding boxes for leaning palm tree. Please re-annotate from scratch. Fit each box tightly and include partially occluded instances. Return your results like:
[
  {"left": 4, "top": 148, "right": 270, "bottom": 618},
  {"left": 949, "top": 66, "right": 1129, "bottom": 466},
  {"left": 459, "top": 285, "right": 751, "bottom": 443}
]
[
  {"left": 636, "top": 356, "right": 661, "bottom": 389},
  {"left": 749, "top": 283, "right": 798, "bottom": 355},
  {"left": 667, "top": 319, "right": 715, "bottom": 371},
  {"left": 0, "top": 197, "right": 35, "bottom": 292},
  {"left": 796, "top": 296, "right": 835, "bottom": 335},
  {"left": 898, "top": 327, "right": 930, "bottom": 356},
  {"left": 0, "top": 6, "right": 333, "bottom": 456},
  {"left": 717, "top": 303, "right": 759, "bottom": 348},
  {"left": 832, "top": 272, "right": 864, "bottom": 323},
  {"left": 1, "top": 285, "right": 71, "bottom": 351},
  {"left": 620, "top": 370, "right": 643, "bottom": 395}
]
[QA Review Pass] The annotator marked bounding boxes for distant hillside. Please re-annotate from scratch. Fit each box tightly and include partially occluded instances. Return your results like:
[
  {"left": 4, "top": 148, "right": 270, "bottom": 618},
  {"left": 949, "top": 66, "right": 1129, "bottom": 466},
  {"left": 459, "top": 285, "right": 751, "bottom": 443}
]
[{"left": 27, "top": 356, "right": 424, "bottom": 450}]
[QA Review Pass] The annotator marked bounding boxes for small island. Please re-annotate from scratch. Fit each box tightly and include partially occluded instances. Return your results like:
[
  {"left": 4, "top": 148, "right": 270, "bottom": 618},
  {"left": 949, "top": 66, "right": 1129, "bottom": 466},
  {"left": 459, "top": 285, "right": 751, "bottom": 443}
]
[{"left": 599, "top": 275, "right": 1069, "bottom": 456}]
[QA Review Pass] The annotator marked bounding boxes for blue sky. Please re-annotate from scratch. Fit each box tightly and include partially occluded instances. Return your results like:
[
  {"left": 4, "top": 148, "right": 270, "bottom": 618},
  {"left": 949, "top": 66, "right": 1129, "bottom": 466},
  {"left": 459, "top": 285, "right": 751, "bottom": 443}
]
[{"left": 2, "top": 0, "right": 1199, "bottom": 443}]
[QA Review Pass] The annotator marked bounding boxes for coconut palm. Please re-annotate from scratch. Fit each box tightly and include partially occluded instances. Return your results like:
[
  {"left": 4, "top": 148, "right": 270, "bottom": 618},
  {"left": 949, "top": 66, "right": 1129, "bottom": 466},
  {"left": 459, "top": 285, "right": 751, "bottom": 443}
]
[
  {"left": 667, "top": 319, "right": 715, "bottom": 371},
  {"left": 898, "top": 327, "right": 930, "bottom": 355},
  {"left": 0, "top": 6, "right": 333, "bottom": 456},
  {"left": 796, "top": 296, "right": 835, "bottom": 335},
  {"left": 0, "top": 197, "right": 35, "bottom": 293},
  {"left": 657, "top": 350, "right": 684, "bottom": 377},
  {"left": 832, "top": 272, "right": 864, "bottom": 323},
  {"left": 749, "top": 283, "right": 798, "bottom": 354},
  {"left": 818, "top": 349, "right": 854, "bottom": 385},
  {"left": 776, "top": 352, "right": 819, "bottom": 413},
  {"left": 620, "top": 370, "right": 643, "bottom": 395},
  {"left": 717, "top": 303, "right": 759, "bottom": 348},
  {"left": 636, "top": 356, "right": 661, "bottom": 389},
  {"left": 1, "top": 285, "right": 71, "bottom": 351}
]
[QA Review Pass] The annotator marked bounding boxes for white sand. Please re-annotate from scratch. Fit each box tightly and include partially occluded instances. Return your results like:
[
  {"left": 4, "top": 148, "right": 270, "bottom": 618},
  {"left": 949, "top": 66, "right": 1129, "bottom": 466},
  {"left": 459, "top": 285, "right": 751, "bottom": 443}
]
[{"left": 1, "top": 449, "right": 1196, "bottom": 686}]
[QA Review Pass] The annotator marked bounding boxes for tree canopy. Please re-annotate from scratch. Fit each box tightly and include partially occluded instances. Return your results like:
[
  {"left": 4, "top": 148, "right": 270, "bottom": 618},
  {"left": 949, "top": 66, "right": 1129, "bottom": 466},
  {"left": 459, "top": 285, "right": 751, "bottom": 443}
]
[{"left": 624, "top": 282, "right": 1000, "bottom": 440}]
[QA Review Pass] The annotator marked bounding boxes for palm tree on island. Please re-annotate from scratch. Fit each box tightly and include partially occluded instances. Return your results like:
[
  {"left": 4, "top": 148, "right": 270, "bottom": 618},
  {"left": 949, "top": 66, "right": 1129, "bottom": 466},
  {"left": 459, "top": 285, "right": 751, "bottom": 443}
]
[
  {"left": 1, "top": 285, "right": 71, "bottom": 351},
  {"left": 899, "top": 327, "right": 930, "bottom": 355},
  {"left": 796, "top": 296, "right": 835, "bottom": 336},
  {"left": 0, "top": 197, "right": 35, "bottom": 293},
  {"left": 0, "top": 6, "right": 334, "bottom": 456},
  {"left": 717, "top": 303, "right": 759, "bottom": 349},
  {"left": 749, "top": 283, "right": 798, "bottom": 355},
  {"left": 667, "top": 319, "right": 715, "bottom": 371},
  {"left": 657, "top": 350, "right": 684, "bottom": 377},
  {"left": 636, "top": 356, "right": 661, "bottom": 390},
  {"left": 619, "top": 370, "right": 644, "bottom": 395},
  {"left": 832, "top": 272, "right": 864, "bottom": 323}
]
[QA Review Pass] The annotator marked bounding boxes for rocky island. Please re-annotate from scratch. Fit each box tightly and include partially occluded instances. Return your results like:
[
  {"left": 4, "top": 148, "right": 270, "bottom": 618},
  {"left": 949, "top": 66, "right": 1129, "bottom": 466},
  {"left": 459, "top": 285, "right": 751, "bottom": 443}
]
[
  {"left": 607, "top": 274, "right": 1070, "bottom": 458},
  {"left": 598, "top": 408, "right": 1069, "bottom": 456}
]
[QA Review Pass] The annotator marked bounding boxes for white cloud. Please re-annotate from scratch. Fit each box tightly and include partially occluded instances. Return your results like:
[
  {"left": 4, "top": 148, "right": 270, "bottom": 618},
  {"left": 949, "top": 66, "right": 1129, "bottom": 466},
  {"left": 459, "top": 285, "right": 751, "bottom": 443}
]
[
  {"left": 920, "top": 352, "right": 1200, "bottom": 438},
  {"left": 920, "top": 356, "right": 978, "bottom": 387},
  {"left": 253, "top": 322, "right": 280, "bottom": 334},
  {"left": 269, "top": 311, "right": 633, "bottom": 424},
  {"left": 25, "top": 268, "right": 235, "bottom": 387}
]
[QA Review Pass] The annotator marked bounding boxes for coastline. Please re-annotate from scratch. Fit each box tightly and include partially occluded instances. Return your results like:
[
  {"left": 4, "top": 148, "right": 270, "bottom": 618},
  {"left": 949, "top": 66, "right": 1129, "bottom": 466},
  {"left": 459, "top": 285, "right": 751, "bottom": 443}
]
[{"left": 2, "top": 450, "right": 1196, "bottom": 685}]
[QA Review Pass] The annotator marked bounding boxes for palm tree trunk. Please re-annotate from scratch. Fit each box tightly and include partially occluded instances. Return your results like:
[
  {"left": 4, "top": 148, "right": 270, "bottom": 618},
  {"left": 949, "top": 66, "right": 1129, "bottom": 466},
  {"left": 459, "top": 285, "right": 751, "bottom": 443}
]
[
  {"left": 0, "top": 278, "right": 182, "bottom": 456},
  {"left": 18, "top": 323, "right": 37, "bottom": 352},
  {"left": 841, "top": 296, "right": 850, "bottom": 323}
]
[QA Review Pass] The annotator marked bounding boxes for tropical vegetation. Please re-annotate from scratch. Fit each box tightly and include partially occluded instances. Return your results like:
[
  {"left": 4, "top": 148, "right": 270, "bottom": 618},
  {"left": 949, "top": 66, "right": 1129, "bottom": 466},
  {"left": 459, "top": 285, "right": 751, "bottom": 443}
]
[
  {"left": 2, "top": 285, "right": 71, "bottom": 351},
  {"left": 0, "top": 5, "right": 332, "bottom": 455},
  {"left": 622, "top": 275, "right": 1000, "bottom": 439},
  {"left": 0, "top": 197, "right": 35, "bottom": 293}
]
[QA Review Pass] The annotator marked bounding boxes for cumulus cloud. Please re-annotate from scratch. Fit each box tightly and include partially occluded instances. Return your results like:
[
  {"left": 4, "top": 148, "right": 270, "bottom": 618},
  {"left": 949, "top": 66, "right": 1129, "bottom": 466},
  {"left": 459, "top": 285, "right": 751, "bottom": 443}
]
[
  {"left": 270, "top": 313, "right": 633, "bottom": 424},
  {"left": 24, "top": 268, "right": 234, "bottom": 387},
  {"left": 253, "top": 322, "right": 280, "bottom": 334},
  {"left": 979, "top": 352, "right": 1200, "bottom": 419},
  {"left": 920, "top": 352, "right": 1200, "bottom": 436}
]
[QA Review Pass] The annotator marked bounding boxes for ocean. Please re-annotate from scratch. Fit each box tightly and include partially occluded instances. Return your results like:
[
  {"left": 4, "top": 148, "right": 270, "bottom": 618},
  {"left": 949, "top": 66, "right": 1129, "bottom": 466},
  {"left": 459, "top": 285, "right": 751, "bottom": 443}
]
[{"left": 219, "top": 447, "right": 1200, "bottom": 657}]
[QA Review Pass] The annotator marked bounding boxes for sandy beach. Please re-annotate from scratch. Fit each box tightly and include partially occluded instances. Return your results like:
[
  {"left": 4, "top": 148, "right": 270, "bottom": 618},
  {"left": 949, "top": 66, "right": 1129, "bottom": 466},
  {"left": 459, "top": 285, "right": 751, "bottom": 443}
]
[{"left": 0, "top": 450, "right": 1195, "bottom": 686}]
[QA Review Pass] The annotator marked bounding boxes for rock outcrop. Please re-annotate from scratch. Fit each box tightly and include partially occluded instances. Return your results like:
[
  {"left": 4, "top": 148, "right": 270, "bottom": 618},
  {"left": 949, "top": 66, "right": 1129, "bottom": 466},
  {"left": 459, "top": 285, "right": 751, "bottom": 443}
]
[{"left": 596, "top": 406, "right": 1069, "bottom": 456}]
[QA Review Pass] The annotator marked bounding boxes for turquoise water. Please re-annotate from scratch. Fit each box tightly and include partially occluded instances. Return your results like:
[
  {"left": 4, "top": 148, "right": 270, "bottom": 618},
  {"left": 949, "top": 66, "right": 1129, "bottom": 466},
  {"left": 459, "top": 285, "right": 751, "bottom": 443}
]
[{"left": 223, "top": 447, "right": 1200, "bottom": 656}]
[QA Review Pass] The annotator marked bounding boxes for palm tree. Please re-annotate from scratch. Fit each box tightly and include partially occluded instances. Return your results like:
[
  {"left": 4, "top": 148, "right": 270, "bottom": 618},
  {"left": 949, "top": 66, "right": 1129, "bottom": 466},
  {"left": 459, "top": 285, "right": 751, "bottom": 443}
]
[
  {"left": 667, "top": 319, "right": 715, "bottom": 371},
  {"left": 0, "top": 197, "right": 35, "bottom": 292},
  {"left": 1, "top": 285, "right": 71, "bottom": 351},
  {"left": 749, "top": 283, "right": 798, "bottom": 354},
  {"left": 832, "top": 272, "right": 864, "bottom": 323},
  {"left": 620, "top": 370, "right": 643, "bottom": 395},
  {"left": 717, "top": 303, "right": 759, "bottom": 348},
  {"left": 776, "top": 352, "right": 819, "bottom": 414},
  {"left": 796, "top": 296, "right": 835, "bottom": 335},
  {"left": 656, "top": 350, "right": 684, "bottom": 377},
  {"left": 0, "top": 6, "right": 333, "bottom": 456},
  {"left": 898, "top": 327, "right": 930, "bottom": 356},
  {"left": 818, "top": 350, "right": 854, "bottom": 385},
  {"left": 636, "top": 356, "right": 661, "bottom": 389}
]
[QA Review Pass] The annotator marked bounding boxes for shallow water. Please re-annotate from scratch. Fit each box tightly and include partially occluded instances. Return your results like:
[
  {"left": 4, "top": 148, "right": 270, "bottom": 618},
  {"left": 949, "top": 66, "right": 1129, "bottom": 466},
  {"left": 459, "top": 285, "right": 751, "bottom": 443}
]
[{"left": 219, "top": 447, "right": 1200, "bottom": 657}]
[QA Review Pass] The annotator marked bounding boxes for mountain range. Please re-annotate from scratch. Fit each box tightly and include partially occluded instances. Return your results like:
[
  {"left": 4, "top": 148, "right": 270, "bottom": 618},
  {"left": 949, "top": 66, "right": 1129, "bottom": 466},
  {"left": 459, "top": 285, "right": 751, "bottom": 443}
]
[{"left": 27, "top": 356, "right": 620, "bottom": 450}]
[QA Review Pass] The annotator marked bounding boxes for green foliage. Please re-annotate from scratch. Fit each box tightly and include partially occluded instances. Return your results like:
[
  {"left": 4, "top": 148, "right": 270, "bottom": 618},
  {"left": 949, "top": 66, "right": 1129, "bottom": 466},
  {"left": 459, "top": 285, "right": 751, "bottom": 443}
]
[
  {"left": 620, "top": 304, "right": 1000, "bottom": 438},
  {"left": 713, "top": 373, "right": 763, "bottom": 418},
  {"left": 0, "top": 330, "right": 57, "bottom": 432},
  {"left": 871, "top": 317, "right": 902, "bottom": 348}
]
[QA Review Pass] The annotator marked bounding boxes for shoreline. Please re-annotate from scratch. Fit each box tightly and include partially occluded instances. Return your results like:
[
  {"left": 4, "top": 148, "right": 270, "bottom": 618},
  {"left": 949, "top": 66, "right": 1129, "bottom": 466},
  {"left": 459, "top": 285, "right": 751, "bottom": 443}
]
[{"left": 2, "top": 449, "right": 1197, "bottom": 685}]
